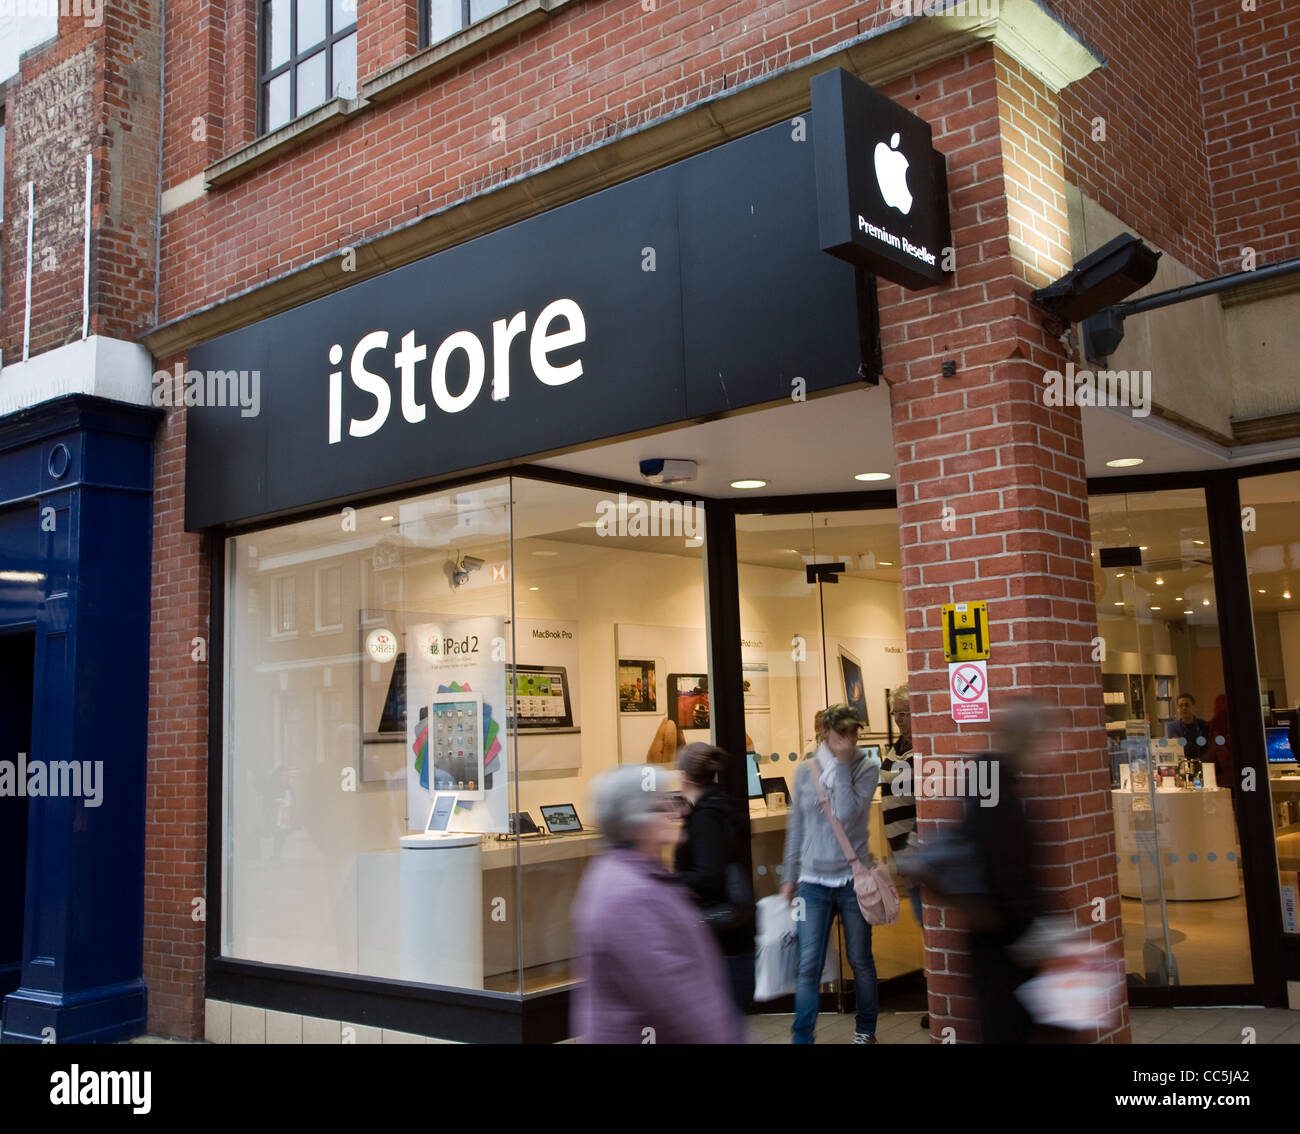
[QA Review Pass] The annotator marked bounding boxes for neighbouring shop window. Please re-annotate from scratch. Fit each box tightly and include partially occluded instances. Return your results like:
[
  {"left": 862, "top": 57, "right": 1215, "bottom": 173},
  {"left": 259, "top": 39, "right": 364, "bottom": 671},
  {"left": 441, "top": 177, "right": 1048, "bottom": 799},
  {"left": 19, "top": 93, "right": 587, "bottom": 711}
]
[
  {"left": 423, "top": 0, "right": 509, "bottom": 47},
  {"left": 1089, "top": 489, "right": 1253, "bottom": 988},
  {"left": 260, "top": 0, "right": 357, "bottom": 133},
  {"left": 220, "top": 475, "right": 709, "bottom": 995},
  {"left": 1239, "top": 469, "right": 1300, "bottom": 935}
]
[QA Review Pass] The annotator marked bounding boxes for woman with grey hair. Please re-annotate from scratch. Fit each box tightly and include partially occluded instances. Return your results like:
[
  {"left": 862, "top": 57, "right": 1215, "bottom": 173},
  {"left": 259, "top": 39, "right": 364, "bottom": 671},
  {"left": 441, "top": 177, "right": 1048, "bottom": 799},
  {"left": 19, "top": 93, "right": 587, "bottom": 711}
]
[{"left": 571, "top": 764, "right": 743, "bottom": 1043}]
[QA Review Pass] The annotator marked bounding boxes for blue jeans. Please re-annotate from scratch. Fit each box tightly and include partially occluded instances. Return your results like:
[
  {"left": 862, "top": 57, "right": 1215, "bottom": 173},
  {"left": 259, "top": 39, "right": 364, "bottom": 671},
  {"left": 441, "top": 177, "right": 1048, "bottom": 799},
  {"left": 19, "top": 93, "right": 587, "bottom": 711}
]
[{"left": 792, "top": 880, "right": 878, "bottom": 1043}]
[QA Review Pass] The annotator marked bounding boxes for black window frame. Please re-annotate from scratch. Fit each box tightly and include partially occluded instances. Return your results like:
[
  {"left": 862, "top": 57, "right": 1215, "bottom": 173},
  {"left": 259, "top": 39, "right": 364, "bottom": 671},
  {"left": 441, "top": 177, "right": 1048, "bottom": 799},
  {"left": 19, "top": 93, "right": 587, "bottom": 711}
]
[
  {"left": 419, "top": 0, "right": 511, "bottom": 49},
  {"left": 259, "top": 0, "right": 359, "bottom": 135}
]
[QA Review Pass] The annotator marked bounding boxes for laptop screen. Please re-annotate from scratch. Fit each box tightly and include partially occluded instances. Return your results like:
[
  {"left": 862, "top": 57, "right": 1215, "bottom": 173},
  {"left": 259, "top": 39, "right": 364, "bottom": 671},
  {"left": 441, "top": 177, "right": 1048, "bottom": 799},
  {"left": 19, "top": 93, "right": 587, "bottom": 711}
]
[
  {"left": 1267, "top": 726, "right": 1295, "bottom": 765},
  {"left": 540, "top": 803, "right": 582, "bottom": 833}
]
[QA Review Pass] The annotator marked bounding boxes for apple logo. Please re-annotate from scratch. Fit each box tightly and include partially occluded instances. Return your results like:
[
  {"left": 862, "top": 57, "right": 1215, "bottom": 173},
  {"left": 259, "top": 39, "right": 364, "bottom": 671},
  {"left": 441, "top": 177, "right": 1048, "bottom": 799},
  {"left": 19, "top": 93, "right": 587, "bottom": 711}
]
[{"left": 874, "top": 131, "right": 913, "bottom": 214}]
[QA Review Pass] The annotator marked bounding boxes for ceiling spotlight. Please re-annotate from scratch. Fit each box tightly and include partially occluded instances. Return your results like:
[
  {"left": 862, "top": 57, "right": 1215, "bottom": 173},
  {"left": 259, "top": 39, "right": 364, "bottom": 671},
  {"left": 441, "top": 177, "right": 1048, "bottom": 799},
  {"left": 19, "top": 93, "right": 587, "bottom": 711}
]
[
  {"left": 878, "top": 560, "right": 894, "bottom": 566},
  {"left": 854, "top": 472, "right": 892, "bottom": 482},
  {"left": 1106, "top": 458, "right": 1144, "bottom": 468},
  {"left": 1155, "top": 577, "right": 1164, "bottom": 585},
  {"left": 1151, "top": 606, "right": 1161, "bottom": 611},
  {"left": 1258, "top": 588, "right": 1266, "bottom": 594},
  {"left": 529, "top": 586, "right": 540, "bottom": 592},
  {"left": 731, "top": 479, "right": 767, "bottom": 490},
  {"left": 1202, "top": 598, "right": 1210, "bottom": 606},
  {"left": 1193, "top": 540, "right": 1206, "bottom": 546},
  {"left": 1113, "top": 601, "right": 1124, "bottom": 606},
  {"left": 1285, "top": 590, "right": 1294, "bottom": 600},
  {"left": 1139, "top": 546, "right": 1148, "bottom": 551},
  {"left": 379, "top": 514, "right": 394, "bottom": 522},
  {"left": 1183, "top": 609, "right": 1193, "bottom": 614}
]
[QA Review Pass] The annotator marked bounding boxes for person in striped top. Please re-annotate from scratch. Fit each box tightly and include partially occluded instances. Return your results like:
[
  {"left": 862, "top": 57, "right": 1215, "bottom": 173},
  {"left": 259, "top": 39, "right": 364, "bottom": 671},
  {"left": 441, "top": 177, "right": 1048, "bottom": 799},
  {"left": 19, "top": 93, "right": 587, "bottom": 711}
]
[
  {"left": 880, "top": 683, "right": 929, "bottom": 1030},
  {"left": 880, "top": 685, "right": 920, "bottom": 922}
]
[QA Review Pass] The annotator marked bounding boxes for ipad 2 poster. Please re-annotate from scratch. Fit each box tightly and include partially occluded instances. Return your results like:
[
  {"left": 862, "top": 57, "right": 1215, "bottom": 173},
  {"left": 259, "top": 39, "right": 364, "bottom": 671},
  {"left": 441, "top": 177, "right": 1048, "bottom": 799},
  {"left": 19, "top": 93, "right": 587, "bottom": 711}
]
[{"left": 405, "top": 616, "right": 508, "bottom": 834}]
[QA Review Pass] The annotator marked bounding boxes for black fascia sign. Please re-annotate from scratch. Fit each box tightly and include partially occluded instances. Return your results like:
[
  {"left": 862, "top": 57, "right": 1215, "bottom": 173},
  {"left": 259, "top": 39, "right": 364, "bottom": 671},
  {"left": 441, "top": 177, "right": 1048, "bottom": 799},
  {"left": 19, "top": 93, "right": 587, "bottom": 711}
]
[
  {"left": 812, "top": 68, "right": 952, "bottom": 290},
  {"left": 184, "top": 114, "right": 875, "bottom": 529}
]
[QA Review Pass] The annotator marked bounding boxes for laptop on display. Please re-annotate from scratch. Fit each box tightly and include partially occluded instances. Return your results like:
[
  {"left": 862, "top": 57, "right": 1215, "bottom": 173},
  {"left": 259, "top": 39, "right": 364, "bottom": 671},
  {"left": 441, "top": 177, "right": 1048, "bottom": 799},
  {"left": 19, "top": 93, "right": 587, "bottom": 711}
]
[{"left": 539, "top": 803, "right": 584, "bottom": 835}]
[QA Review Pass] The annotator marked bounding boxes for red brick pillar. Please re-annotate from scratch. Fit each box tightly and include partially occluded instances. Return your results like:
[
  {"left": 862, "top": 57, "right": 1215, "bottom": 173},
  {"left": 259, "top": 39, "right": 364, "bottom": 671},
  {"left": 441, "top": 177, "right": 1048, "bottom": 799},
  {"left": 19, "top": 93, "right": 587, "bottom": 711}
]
[
  {"left": 358, "top": 0, "right": 420, "bottom": 83},
  {"left": 884, "top": 49, "right": 1128, "bottom": 1043},
  {"left": 144, "top": 375, "right": 210, "bottom": 1040}
]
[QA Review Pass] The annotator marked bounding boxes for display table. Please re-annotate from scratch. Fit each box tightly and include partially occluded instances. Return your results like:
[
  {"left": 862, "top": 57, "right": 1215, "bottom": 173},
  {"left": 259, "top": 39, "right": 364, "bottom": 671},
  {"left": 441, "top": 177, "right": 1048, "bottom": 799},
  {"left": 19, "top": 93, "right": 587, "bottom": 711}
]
[
  {"left": 481, "top": 832, "right": 605, "bottom": 976},
  {"left": 398, "top": 833, "right": 483, "bottom": 988},
  {"left": 1112, "top": 788, "right": 1240, "bottom": 900}
]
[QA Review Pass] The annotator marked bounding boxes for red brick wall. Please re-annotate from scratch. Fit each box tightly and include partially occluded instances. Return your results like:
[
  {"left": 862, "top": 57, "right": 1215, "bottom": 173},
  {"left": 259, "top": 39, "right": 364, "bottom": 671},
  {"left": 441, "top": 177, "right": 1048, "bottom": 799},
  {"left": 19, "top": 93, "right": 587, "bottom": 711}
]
[
  {"left": 156, "top": 0, "right": 903, "bottom": 324},
  {"left": 0, "top": 1, "right": 160, "bottom": 362},
  {"left": 2, "top": 32, "right": 99, "bottom": 360},
  {"left": 1042, "top": 0, "right": 1218, "bottom": 277},
  {"left": 881, "top": 47, "right": 1125, "bottom": 1043},
  {"left": 145, "top": 389, "right": 210, "bottom": 1040},
  {"left": 1194, "top": 0, "right": 1300, "bottom": 271}
]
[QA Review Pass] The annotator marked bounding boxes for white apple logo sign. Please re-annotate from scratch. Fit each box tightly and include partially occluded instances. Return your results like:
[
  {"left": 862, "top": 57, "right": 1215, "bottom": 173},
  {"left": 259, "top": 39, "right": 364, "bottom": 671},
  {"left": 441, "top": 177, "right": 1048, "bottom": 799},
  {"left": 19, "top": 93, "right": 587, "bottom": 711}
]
[{"left": 874, "top": 132, "right": 913, "bottom": 214}]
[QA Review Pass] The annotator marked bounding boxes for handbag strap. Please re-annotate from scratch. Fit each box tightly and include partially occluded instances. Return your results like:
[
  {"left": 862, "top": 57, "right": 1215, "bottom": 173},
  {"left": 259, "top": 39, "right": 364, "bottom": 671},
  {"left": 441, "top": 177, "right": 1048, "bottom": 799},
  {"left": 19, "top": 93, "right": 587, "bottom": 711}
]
[{"left": 807, "top": 761, "right": 864, "bottom": 870}]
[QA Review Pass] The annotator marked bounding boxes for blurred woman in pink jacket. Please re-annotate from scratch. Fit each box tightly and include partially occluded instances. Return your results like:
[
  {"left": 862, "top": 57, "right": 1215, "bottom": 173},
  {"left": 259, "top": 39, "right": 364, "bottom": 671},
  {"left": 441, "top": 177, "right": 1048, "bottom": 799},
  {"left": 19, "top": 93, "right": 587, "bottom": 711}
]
[{"left": 571, "top": 765, "right": 744, "bottom": 1044}]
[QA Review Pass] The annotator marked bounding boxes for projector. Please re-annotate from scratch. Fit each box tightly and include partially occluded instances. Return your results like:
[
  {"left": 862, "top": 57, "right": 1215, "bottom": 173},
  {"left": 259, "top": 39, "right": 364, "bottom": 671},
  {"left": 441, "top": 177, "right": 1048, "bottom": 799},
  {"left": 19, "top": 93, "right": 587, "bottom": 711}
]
[{"left": 639, "top": 458, "right": 697, "bottom": 486}]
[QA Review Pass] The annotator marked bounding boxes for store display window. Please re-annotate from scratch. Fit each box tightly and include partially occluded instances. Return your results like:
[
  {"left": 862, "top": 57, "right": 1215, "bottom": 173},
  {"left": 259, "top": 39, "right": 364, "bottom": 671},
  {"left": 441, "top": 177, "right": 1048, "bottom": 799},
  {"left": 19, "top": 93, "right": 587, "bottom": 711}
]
[{"left": 220, "top": 475, "right": 710, "bottom": 994}]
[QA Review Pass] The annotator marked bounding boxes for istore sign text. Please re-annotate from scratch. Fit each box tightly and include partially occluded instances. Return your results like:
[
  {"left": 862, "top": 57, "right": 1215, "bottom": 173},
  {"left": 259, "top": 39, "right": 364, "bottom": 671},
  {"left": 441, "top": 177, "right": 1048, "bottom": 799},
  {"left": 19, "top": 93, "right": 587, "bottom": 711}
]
[{"left": 185, "top": 114, "right": 875, "bottom": 528}]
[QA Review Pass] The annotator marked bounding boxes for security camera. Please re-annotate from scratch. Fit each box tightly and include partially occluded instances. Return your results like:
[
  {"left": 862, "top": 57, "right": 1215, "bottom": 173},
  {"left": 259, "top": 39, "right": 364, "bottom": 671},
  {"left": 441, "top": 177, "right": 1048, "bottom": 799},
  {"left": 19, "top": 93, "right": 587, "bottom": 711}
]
[
  {"left": 449, "top": 555, "right": 484, "bottom": 589},
  {"left": 1031, "top": 234, "right": 1161, "bottom": 325},
  {"left": 639, "top": 458, "right": 697, "bottom": 486}
]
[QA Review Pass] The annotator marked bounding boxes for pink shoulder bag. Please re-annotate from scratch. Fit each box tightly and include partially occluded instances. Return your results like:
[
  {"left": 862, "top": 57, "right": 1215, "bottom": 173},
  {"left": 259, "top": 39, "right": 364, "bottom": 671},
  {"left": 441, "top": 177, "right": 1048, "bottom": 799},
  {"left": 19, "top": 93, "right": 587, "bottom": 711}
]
[{"left": 809, "top": 763, "right": 900, "bottom": 926}]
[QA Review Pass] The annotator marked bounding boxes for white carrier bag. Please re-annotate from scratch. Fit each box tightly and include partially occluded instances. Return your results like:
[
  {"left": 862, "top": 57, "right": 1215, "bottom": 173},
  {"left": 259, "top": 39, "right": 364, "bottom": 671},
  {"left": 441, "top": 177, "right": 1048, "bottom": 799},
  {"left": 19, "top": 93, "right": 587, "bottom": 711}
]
[{"left": 753, "top": 893, "right": 840, "bottom": 1002}]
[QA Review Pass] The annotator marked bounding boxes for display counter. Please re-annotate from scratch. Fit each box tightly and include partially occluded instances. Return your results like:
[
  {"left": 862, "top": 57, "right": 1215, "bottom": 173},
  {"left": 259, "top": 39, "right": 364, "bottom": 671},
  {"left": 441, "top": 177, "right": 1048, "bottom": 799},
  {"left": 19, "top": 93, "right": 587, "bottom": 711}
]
[
  {"left": 1112, "top": 788, "right": 1240, "bottom": 900},
  {"left": 358, "top": 793, "right": 917, "bottom": 993}
]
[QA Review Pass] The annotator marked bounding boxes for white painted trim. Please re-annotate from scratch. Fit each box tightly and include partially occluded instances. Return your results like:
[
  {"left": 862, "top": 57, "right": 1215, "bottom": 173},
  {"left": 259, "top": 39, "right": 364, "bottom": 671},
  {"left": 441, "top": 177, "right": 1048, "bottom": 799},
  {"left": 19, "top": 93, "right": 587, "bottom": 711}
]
[
  {"left": 0, "top": 335, "right": 156, "bottom": 417},
  {"left": 23, "top": 181, "right": 34, "bottom": 362},
  {"left": 161, "top": 172, "right": 207, "bottom": 216},
  {"left": 82, "top": 153, "right": 93, "bottom": 339}
]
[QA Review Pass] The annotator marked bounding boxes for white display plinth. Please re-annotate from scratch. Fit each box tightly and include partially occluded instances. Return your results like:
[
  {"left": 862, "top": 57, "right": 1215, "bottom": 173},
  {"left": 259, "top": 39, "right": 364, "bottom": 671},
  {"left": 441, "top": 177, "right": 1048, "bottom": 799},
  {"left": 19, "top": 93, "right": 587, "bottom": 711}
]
[
  {"left": 1112, "top": 789, "right": 1240, "bottom": 900},
  {"left": 398, "top": 833, "right": 483, "bottom": 989}
]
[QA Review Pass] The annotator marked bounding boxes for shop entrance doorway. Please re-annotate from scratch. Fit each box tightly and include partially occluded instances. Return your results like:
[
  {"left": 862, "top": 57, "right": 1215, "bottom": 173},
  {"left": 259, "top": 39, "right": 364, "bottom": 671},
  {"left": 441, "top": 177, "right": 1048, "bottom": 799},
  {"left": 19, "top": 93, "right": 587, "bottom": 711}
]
[
  {"left": 733, "top": 505, "right": 924, "bottom": 1017},
  {"left": 1089, "top": 488, "right": 1255, "bottom": 1004},
  {"left": 0, "top": 630, "right": 34, "bottom": 998}
]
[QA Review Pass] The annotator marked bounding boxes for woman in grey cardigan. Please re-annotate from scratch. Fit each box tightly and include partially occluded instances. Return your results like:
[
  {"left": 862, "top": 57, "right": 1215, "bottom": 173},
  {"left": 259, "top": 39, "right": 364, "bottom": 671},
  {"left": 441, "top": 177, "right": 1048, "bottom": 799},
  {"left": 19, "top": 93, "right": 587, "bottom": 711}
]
[{"left": 779, "top": 703, "right": 882, "bottom": 1043}]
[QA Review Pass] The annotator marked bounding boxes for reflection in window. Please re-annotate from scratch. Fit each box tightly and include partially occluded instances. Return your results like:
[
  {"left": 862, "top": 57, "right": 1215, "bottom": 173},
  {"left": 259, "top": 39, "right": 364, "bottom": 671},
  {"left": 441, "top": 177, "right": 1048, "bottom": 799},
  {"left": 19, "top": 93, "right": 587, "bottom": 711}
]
[
  {"left": 1240, "top": 469, "right": 1300, "bottom": 934},
  {"left": 425, "top": 0, "right": 511, "bottom": 47}
]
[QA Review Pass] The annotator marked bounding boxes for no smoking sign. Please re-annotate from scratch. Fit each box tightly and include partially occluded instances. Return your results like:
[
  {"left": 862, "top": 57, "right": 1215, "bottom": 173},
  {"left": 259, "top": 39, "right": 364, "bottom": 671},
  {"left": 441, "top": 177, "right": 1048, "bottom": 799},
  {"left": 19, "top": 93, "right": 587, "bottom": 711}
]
[{"left": 949, "top": 660, "right": 990, "bottom": 723}]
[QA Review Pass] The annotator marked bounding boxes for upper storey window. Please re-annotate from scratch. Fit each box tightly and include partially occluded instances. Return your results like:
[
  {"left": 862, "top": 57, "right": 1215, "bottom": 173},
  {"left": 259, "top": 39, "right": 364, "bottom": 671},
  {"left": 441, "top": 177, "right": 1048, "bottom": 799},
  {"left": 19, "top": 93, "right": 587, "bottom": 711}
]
[
  {"left": 424, "top": 0, "right": 509, "bottom": 46},
  {"left": 261, "top": 0, "right": 358, "bottom": 132}
]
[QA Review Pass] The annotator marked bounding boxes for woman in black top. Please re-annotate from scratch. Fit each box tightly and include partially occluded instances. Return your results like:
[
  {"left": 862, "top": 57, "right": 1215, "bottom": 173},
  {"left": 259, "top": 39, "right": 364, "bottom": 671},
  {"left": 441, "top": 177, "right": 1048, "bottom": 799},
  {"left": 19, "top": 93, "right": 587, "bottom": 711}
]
[{"left": 674, "top": 742, "right": 754, "bottom": 1014}]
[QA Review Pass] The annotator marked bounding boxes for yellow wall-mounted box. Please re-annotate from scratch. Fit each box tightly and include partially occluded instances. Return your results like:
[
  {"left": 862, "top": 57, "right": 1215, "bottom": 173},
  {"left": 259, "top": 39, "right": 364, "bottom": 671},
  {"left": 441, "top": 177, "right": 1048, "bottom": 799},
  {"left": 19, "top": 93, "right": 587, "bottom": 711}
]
[{"left": 941, "top": 601, "right": 989, "bottom": 662}]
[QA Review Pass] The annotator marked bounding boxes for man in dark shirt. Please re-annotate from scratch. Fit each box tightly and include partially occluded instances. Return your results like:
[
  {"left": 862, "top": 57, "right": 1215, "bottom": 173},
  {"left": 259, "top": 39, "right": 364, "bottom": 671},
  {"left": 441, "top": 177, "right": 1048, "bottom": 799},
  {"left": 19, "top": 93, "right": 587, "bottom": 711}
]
[{"left": 1166, "top": 693, "right": 1211, "bottom": 754}]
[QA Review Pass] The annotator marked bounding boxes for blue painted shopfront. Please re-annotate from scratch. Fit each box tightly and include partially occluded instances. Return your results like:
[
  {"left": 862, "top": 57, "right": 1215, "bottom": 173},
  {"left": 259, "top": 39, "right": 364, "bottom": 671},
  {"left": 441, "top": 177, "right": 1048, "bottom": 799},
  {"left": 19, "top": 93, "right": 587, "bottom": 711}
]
[{"left": 0, "top": 395, "right": 158, "bottom": 1043}]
